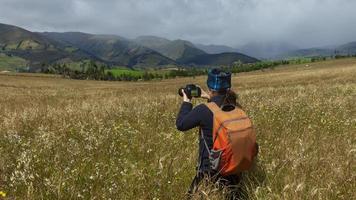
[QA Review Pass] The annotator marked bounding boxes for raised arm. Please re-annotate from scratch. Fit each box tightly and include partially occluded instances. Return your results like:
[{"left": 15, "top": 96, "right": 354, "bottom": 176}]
[{"left": 176, "top": 102, "right": 205, "bottom": 131}]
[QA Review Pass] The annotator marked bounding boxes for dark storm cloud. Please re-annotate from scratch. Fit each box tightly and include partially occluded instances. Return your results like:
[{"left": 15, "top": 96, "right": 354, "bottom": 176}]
[{"left": 1, "top": 0, "right": 356, "bottom": 48}]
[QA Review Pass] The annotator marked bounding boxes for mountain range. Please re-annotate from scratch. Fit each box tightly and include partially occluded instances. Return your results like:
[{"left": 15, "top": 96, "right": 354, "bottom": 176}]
[
  {"left": 2, "top": 22, "right": 356, "bottom": 72},
  {"left": 0, "top": 23, "right": 259, "bottom": 71},
  {"left": 41, "top": 32, "right": 176, "bottom": 68}
]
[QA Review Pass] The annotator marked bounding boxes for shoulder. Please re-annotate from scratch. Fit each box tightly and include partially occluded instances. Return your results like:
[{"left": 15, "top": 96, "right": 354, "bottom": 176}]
[{"left": 193, "top": 103, "right": 213, "bottom": 114}]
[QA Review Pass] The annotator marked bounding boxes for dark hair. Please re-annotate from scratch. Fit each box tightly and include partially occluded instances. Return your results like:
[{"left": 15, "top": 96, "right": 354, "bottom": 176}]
[{"left": 221, "top": 89, "right": 242, "bottom": 109}]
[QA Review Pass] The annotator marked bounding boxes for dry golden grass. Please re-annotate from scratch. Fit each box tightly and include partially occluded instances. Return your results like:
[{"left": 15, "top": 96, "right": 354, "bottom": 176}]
[{"left": 0, "top": 59, "right": 355, "bottom": 199}]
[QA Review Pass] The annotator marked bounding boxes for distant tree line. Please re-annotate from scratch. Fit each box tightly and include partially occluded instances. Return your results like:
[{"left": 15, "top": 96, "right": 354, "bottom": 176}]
[
  {"left": 165, "top": 68, "right": 207, "bottom": 78},
  {"left": 41, "top": 61, "right": 108, "bottom": 80},
  {"left": 334, "top": 54, "right": 356, "bottom": 59},
  {"left": 227, "top": 58, "right": 308, "bottom": 73}
]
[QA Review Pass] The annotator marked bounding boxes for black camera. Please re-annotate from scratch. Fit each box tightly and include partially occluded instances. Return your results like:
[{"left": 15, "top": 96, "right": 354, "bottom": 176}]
[{"left": 178, "top": 84, "right": 202, "bottom": 99}]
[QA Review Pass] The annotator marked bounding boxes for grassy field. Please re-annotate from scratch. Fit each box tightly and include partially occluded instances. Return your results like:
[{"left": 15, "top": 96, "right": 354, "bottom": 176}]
[{"left": 0, "top": 59, "right": 355, "bottom": 199}]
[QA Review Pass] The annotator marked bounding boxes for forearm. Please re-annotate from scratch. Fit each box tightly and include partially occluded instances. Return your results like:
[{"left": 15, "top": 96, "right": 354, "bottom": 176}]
[{"left": 176, "top": 102, "right": 194, "bottom": 131}]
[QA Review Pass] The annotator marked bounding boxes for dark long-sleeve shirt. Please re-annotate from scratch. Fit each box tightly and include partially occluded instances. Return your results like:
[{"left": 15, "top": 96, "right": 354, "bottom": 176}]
[{"left": 176, "top": 95, "right": 225, "bottom": 173}]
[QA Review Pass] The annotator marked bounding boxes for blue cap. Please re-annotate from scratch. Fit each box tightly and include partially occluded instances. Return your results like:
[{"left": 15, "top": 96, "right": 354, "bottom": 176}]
[{"left": 207, "top": 68, "right": 231, "bottom": 91}]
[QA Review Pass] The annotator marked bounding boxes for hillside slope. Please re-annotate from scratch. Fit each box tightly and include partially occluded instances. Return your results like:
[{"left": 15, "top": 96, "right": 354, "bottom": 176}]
[
  {"left": 0, "top": 23, "right": 98, "bottom": 71},
  {"left": 182, "top": 52, "right": 259, "bottom": 66},
  {"left": 43, "top": 32, "right": 176, "bottom": 68},
  {"left": 134, "top": 36, "right": 206, "bottom": 62}
]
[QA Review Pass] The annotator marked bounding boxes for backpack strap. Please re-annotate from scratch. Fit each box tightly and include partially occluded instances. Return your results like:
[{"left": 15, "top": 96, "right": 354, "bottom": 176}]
[
  {"left": 201, "top": 130, "right": 211, "bottom": 155},
  {"left": 205, "top": 102, "right": 221, "bottom": 114},
  {"left": 201, "top": 129, "right": 223, "bottom": 172},
  {"left": 201, "top": 102, "right": 220, "bottom": 155}
]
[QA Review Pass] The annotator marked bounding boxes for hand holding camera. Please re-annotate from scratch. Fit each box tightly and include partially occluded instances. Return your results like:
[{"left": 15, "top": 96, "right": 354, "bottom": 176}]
[
  {"left": 178, "top": 84, "right": 210, "bottom": 101},
  {"left": 178, "top": 84, "right": 201, "bottom": 99}
]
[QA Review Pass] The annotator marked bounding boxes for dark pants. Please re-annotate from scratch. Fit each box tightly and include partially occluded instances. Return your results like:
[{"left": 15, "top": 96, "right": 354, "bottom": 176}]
[{"left": 187, "top": 171, "right": 241, "bottom": 199}]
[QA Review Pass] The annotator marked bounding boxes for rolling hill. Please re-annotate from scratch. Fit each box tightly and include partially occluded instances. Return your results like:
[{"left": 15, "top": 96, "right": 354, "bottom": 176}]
[
  {"left": 134, "top": 36, "right": 259, "bottom": 65},
  {"left": 133, "top": 36, "right": 206, "bottom": 62},
  {"left": 182, "top": 52, "right": 259, "bottom": 66},
  {"left": 0, "top": 23, "right": 99, "bottom": 71}
]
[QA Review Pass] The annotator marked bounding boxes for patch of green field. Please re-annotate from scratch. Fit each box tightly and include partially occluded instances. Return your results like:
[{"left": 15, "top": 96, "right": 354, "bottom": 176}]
[
  {"left": 106, "top": 67, "right": 144, "bottom": 77},
  {"left": 64, "top": 47, "right": 78, "bottom": 53},
  {"left": 0, "top": 53, "right": 27, "bottom": 71},
  {"left": 18, "top": 40, "right": 42, "bottom": 50},
  {"left": 3, "top": 43, "right": 18, "bottom": 50}
]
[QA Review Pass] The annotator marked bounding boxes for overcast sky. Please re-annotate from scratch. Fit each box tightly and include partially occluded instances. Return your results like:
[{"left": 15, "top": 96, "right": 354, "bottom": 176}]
[{"left": 1, "top": 0, "right": 356, "bottom": 48}]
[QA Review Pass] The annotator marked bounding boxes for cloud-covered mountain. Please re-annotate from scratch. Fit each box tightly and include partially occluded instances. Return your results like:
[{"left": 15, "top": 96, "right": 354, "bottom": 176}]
[
  {"left": 194, "top": 44, "right": 240, "bottom": 54},
  {"left": 275, "top": 41, "right": 356, "bottom": 59},
  {"left": 238, "top": 41, "right": 299, "bottom": 59}
]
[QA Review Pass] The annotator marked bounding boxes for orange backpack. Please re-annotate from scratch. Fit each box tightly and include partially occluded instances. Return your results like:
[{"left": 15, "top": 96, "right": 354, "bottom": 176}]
[{"left": 202, "top": 102, "right": 258, "bottom": 176}]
